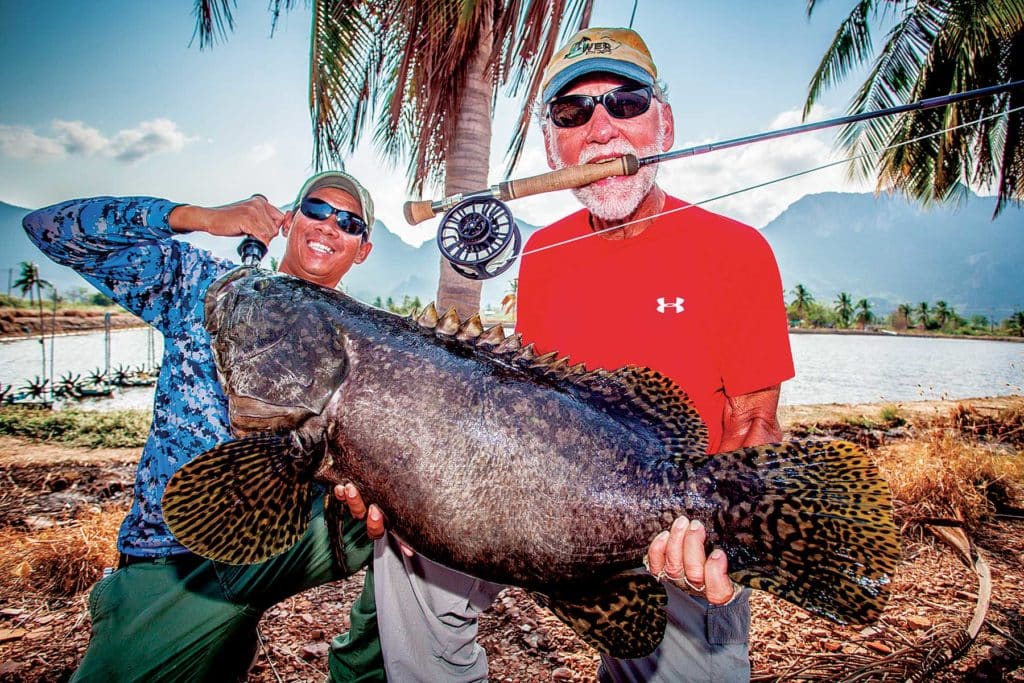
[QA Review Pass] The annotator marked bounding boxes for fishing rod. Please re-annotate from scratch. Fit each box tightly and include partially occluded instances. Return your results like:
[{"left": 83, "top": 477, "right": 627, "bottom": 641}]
[{"left": 405, "top": 79, "right": 1024, "bottom": 280}]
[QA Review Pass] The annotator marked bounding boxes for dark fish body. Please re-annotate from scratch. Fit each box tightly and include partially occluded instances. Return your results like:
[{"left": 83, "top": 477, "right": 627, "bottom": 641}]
[{"left": 164, "top": 268, "right": 900, "bottom": 658}]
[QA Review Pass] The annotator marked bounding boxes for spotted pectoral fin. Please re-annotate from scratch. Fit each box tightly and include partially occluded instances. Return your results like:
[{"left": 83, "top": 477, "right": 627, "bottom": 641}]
[
  {"left": 162, "top": 433, "right": 316, "bottom": 565},
  {"left": 532, "top": 571, "right": 667, "bottom": 659}
]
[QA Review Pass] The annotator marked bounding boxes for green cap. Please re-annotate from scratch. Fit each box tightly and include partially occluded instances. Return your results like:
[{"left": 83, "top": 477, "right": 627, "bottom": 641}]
[{"left": 295, "top": 170, "right": 375, "bottom": 236}]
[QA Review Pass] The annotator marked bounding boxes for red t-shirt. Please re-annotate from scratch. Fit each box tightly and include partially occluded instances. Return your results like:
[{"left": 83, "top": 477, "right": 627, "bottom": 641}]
[{"left": 515, "top": 195, "right": 794, "bottom": 454}]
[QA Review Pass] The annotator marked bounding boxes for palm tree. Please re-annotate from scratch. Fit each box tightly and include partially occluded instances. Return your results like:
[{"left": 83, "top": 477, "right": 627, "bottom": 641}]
[
  {"left": 916, "top": 301, "right": 930, "bottom": 330},
  {"left": 501, "top": 278, "right": 518, "bottom": 318},
  {"left": 1006, "top": 310, "right": 1024, "bottom": 336},
  {"left": 891, "top": 302, "right": 913, "bottom": 330},
  {"left": 834, "top": 292, "right": 854, "bottom": 328},
  {"left": 804, "top": 1, "right": 1024, "bottom": 216},
  {"left": 12, "top": 261, "right": 53, "bottom": 388},
  {"left": 789, "top": 284, "right": 815, "bottom": 323},
  {"left": 192, "top": 0, "right": 593, "bottom": 318},
  {"left": 855, "top": 298, "right": 874, "bottom": 329},
  {"left": 933, "top": 299, "right": 951, "bottom": 329}
]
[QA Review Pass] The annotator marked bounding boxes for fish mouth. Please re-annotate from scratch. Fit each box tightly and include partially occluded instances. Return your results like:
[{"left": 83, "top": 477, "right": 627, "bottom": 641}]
[{"left": 228, "top": 395, "right": 315, "bottom": 433}]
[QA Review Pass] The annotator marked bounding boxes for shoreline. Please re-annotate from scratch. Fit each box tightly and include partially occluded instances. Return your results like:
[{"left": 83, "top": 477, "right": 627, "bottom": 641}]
[
  {"left": 1, "top": 308, "right": 1021, "bottom": 344},
  {"left": 787, "top": 326, "right": 1024, "bottom": 343},
  {"left": 0, "top": 308, "right": 144, "bottom": 341}
]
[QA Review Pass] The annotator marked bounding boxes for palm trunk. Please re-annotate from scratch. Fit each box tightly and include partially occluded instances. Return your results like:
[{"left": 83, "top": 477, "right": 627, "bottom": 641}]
[
  {"left": 36, "top": 285, "right": 46, "bottom": 393},
  {"left": 435, "top": 15, "right": 493, "bottom": 320}
]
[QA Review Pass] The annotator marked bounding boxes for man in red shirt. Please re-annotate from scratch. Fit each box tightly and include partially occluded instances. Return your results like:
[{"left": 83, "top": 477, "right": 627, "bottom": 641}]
[
  {"left": 370, "top": 27, "right": 794, "bottom": 682},
  {"left": 514, "top": 27, "right": 794, "bottom": 681}
]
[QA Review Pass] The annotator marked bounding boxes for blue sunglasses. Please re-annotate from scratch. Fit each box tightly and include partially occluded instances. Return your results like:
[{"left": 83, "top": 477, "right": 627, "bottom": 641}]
[{"left": 300, "top": 197, "right": 368, "bottom": 237}]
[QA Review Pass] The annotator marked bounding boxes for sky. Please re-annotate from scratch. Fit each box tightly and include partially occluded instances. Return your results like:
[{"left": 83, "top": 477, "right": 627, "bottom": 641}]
[{"left": 0, "top": 1, "right": 888, "bottom": 247}]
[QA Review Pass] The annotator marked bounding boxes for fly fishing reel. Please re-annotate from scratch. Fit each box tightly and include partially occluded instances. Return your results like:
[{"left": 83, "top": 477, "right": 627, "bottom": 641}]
[{"left": 436, "top": 197, "right": 521, "bottom": 280}]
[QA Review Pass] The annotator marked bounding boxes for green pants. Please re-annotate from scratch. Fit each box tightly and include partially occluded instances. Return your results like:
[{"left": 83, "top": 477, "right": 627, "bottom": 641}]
[{"left": 71, "top": 496, "right": 384, "bottom": 682}]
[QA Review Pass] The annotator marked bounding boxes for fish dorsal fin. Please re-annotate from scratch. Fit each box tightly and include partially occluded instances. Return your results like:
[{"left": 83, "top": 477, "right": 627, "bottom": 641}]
[
  {"left": 572, "top": 364, "right": 709, "bottom": 465},
  {"left": 436, "top": 307, "right": 461, "bottom": 336},
  {"left": 415, "top": 303, "right": 439, "bottom": 328},
  {"left": 413, "top": 308, "right": 708, "bottom": 464}
]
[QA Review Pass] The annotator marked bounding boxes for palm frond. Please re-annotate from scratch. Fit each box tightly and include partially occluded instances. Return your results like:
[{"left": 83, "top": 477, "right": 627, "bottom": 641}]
[
  {"left": 191, "top": 0, "right": 236, "bottom": 49},
  {"left": 815, "top": 0, "right": 1024, "bottom": 213},
  {"left": 805, "top": 0, "right": 881, "bottom": 118}
]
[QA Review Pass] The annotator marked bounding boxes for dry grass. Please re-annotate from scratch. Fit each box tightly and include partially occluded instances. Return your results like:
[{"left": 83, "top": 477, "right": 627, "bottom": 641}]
[
  {"left": 0, "top": 507, "right": 121, "bottom": 598},
  {"left": 877, "top": 411, "right": 1024, "bottom": 532}
]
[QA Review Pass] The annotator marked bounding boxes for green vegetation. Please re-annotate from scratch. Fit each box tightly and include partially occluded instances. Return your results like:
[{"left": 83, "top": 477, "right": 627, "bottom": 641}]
[
  {"left": 371, "top": 295, "right": 425, "bottom": 316},
  {"left": 878, "top": 404, "right": 905, "bottom": 427},
  {"left": 0, "top": 406, "right": 150, "bottom": 448},
  {"left": 805, "top": 0, "right": 1023, "bottom": 216},
  {"left": 786, "top": 284, "right": 1023, "bottom": 338}
]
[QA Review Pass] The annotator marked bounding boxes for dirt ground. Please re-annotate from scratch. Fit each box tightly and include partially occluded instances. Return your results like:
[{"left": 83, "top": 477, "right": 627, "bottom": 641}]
[
  {"left": 0, "top": 308, "right": 142, "bottom": 340},
  {"left": 0, "top": 397, "right": 1022, "bottom": 682}
]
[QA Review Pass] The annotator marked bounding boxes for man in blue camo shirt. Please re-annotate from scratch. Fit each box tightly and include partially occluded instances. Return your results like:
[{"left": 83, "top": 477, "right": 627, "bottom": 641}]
[{"left": 24, "top": 170, "right": 387, "bottom": 682}]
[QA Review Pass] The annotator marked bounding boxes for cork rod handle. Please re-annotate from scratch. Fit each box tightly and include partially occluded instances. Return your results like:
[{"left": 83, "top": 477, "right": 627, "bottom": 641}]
[
  {"left": 402, "top": 154, "right": 640, "bottom": 225},
  {"left": 498, "top": 155, "right": 639, "bottom": 201}
]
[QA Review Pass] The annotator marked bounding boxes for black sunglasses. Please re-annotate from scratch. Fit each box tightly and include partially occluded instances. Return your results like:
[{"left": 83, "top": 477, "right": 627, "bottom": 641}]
[
  {"left": 300, "top": 197, "right": 368, "bottom": 237},
  {"left": 547, "top": 85, "right": 654, "bottom": 128}
]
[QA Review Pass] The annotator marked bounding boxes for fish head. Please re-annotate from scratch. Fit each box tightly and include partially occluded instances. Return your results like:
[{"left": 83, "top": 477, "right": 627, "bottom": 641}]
[{"left": 204, "top": 268, "right": 351, "bottom": 434}]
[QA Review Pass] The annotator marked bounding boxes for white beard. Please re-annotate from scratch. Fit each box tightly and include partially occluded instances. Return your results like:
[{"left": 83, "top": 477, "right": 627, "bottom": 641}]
[{"left": 548, "top": 118, "right": 665, "bottom": 222}]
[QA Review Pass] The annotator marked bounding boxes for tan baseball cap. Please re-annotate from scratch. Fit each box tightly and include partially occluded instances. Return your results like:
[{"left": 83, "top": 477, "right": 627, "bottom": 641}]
[
  {"left": 295, "top": 169, "right": 375, "bottom": 236},
  {"left": 541, "top": 27, "right": 658, "bottom": 103}
]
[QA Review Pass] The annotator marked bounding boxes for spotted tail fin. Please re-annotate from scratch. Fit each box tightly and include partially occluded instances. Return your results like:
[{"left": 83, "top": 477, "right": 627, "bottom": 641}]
[
  {"left": 162, "top": 434, "right": 316, "bottom": 565},
  {"left": 704, "top": 440, "right": 900, "bottom": 624}
]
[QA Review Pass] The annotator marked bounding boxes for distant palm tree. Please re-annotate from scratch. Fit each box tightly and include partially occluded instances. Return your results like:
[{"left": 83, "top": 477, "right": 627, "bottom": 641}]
[
  {"left": 894, "top": 302, "right": 913, "bottom": 330},
  {"left": 192, "top": 0, "right": 594, "bottom": 318},
  {"left": 916, "top": 301, "right": 930, "bottom": 329},
  {"left": 855, "top": 298, "right": 874, "bottom": 329},
  {"left": 804, "top": 0, "right": 1024, "bottom": 216},
  {"left": 13, "top": 261, "right": 53, "bottom": 388},
  {"left": 1007, "top": 310, "right": 1024, "bottom": 337},
  {"left": 934, "top": 300, "right": 951, "bottom": 329},
  {"left": 501, "top": 278, "right": 518, "bottom": 317},
  {"left": 790, "top": 284, "right": 815, "bottom": 323},
  {"left": 834, "top": 292, "right": 854, "bottom": 328}
]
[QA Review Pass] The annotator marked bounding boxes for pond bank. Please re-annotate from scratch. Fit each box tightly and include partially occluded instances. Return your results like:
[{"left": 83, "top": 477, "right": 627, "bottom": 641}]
[{"left": 0, "top": 308, "right": 143, "bottom": 340}]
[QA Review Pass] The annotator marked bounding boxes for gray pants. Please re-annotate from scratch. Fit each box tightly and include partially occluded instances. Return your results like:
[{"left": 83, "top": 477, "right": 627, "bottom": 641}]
[
  {"left": 373, "top": 532, "right": 750, "bottom": 682},
  {"left": 373, "top": 534, "right": 504, "bottom": 682},
  {"left": 599, "top": 587, "right": 751, "bottom": 682}
]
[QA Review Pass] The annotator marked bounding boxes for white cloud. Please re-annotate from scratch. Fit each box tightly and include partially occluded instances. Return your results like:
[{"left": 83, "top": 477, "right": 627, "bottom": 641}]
[
  {"left": 0, "top": 124, "right": 64, "bottom": 159},
  {"left": 248, "top": 142, "right": 277, "bottom": 164},
  {"left": 0, "top": 118, "right": 194, "bottom": 164},
  {"left": 53, "top": 120, "right": 108, "bottom": 155},
  {"left": 108, "top": 119, "right": 192, "bottom": 163},
  {"left": 641, "top": 104, "right": 875, "bottom": 227}
]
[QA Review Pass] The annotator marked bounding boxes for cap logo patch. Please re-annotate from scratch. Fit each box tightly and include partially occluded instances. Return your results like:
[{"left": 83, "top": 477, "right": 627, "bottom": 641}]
[{"left": 565, "top": 35, "right": 621, "bottom": 60}]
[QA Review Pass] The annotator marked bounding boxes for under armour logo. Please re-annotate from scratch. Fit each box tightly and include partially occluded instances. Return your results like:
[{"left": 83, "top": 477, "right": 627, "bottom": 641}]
[{"left": 656, "top": 297, "right": 685, "bottom": 314}]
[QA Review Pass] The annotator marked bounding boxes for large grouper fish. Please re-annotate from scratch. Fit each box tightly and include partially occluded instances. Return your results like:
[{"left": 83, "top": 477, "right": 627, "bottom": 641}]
[{"left": 162, "top": 267, "right": 901, "bottom": 658}]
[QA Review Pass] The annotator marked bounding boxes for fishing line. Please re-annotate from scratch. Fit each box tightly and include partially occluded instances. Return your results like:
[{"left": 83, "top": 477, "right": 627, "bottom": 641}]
[{"left": 517, "top": 103, "right": 1024, "bottom": 259}]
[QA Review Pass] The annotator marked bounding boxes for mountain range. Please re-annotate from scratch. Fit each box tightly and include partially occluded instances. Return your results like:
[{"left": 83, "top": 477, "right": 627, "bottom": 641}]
[
  {"left": 2, "top": 191, "right": 1021, "bottom": 317},
  {"left": 762, "top": 191, "right": 1023, "bottom": 318}
]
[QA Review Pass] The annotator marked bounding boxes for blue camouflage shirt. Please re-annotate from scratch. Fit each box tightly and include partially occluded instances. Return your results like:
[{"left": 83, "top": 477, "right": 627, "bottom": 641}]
[{"left": 23, "top": 197, "right": 234, "bottom": 557}]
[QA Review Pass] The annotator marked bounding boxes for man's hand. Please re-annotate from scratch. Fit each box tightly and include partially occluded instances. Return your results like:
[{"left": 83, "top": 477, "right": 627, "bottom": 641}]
[
  {"left": 647, "top": 516, "right": 734, "bottom": 605},
  {"left": 333, "top": 483, "right": 415, "bottom": 556},
  {"left": 168, "top": 195, "right": 284, "bottom": 245},
  {"left": 719, "top": 384, "right": 782, "bottom": 451}
]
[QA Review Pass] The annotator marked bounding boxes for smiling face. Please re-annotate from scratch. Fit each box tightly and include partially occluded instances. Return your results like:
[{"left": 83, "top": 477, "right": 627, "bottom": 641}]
[
  {"left": 544, "top": 74, "right": 674, "bottom": 222},
  {"left": 278, "top": 187, "right": 372, "bottom": 288}
]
